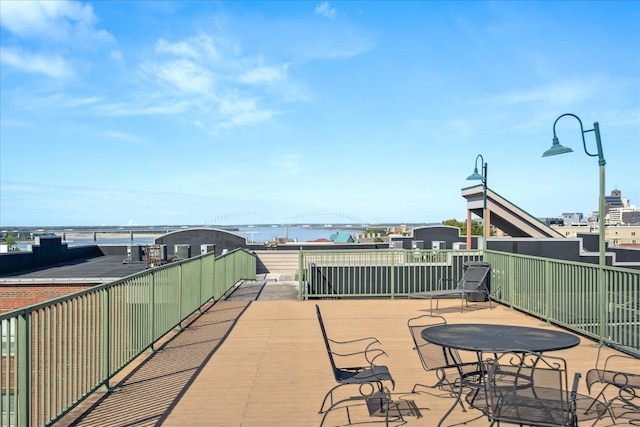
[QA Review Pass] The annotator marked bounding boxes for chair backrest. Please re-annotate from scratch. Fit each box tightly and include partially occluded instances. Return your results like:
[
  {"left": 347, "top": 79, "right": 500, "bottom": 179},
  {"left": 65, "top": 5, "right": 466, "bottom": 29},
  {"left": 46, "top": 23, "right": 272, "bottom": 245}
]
[
  {"left": 407, "top": 315, "right": 462, "bottom": 371},
  {"left": 316, "top": 304, "right": 339, "bottom": 373},
  {"left": 459, "top": 264, "right": 491, "bottom": 291},
  {"left": 483, "top": 350, "right": 572, "bottom": 426}
]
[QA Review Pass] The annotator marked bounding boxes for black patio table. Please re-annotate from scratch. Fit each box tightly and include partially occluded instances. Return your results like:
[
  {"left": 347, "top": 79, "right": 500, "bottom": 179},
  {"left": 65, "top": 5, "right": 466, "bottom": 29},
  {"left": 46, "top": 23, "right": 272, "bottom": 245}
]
[
  {"left": 421, "top": 323, "right": 581, "bottom": 426},
  {"left": 421, "top": 323, "right": 581, "bottom": 354}
]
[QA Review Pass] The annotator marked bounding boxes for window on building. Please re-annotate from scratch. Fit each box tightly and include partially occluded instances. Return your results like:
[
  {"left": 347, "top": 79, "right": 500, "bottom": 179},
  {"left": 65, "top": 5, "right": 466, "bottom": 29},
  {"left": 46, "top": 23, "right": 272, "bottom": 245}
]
[
  {"left": 1, "top": 318, "right": 15, "bottom": 356},
  {"left": 1, "top": 393, "right": 15, "bottom": 427}
]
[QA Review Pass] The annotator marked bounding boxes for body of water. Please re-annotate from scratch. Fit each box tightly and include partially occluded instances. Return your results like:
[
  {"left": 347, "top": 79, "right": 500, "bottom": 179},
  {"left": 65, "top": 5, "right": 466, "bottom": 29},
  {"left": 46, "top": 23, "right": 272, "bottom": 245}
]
[{"left": 15, "top": 225, "right": 365, "bottom": 250}]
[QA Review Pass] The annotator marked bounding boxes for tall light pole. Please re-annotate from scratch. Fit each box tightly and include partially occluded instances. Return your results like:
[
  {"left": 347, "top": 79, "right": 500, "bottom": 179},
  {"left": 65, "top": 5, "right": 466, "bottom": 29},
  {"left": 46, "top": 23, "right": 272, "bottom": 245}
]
[
  {"left": 467, "top": 155, "right": 488, "bottom": 252},
  {"left": 543, "top": 113, "right": 607, "bottom": 339},
  {"left": 543, "top": 113, "right": 606, "bottom": 267}
]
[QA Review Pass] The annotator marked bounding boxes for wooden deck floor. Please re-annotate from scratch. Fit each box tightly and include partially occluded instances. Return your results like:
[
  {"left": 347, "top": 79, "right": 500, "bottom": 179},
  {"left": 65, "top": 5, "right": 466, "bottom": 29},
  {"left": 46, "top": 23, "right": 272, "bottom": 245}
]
[{"left": 60, "top": 297, "right": 635, "bottom": 426}]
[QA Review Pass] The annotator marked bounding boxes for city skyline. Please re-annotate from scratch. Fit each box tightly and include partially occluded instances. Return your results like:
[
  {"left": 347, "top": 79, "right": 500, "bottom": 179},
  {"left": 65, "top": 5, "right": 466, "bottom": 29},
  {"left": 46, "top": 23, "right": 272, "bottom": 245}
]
[{"left": 1, "top": 1, "right": 639, "bottom": 227}]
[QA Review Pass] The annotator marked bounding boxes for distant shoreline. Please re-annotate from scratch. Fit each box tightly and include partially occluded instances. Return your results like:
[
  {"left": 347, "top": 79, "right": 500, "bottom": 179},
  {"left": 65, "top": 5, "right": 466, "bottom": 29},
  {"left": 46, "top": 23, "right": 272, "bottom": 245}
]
[{"left": 60, "top": 232, "right": 162, "bottom": 239}]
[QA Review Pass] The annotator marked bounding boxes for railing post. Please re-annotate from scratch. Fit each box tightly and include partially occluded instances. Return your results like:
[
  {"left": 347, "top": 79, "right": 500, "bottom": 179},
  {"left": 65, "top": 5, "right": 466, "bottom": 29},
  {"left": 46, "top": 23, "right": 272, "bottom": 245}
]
[
  {"left": 599, "top": 266, "right": 608, "bottom": 342},
  {"left": 178, "top": 263, "right": 184, "bottom": 330},
  {"left": 101, "top": 288, "right": 110, "bottom": 391},
  {"left": 198, "top": 257, "right": 203, "bottom": 310},
  {"left": 298, "top": 249, "right": 304, "bottom": 301},
  {"left": 544, "top": 258, "right": 551, "bottom": 323},
  {"left": 149, "top": 272, "right": 156, "bottom": 351},
  {"left": 17, "top": 312, "right": 30, "bottom": 427},
  {"left": 390, "top": 250, "right": 395, "bottom": 300},
  {"left": 508, "top": 254, "right": 515, "bottom": 309}
]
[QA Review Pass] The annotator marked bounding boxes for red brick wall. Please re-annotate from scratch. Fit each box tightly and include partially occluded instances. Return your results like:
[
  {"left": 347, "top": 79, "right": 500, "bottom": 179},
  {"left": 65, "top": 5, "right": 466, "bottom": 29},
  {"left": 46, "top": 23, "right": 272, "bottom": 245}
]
[{"left": 0, "top": 283, "right": 96, "bottom": 312}]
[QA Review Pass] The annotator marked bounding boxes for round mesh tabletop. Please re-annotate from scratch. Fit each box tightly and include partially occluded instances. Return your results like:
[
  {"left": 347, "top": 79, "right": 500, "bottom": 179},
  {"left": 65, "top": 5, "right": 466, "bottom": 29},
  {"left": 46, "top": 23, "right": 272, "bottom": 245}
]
[{"left": 421, "top": 323, "right": 580, "bottom": 353}]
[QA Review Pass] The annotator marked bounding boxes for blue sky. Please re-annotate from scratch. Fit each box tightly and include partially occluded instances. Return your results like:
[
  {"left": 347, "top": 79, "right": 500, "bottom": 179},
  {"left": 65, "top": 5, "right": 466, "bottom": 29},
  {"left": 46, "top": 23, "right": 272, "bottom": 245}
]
[{"left": 1, "top": 1, "right": 638, "bottom": 227}]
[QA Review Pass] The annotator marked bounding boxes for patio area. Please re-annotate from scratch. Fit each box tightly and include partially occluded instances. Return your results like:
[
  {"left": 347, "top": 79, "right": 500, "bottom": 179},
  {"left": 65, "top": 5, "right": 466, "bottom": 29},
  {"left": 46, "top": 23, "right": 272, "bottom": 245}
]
[{"left": 58, "top": 278, "right": 633, "bottom": 427}]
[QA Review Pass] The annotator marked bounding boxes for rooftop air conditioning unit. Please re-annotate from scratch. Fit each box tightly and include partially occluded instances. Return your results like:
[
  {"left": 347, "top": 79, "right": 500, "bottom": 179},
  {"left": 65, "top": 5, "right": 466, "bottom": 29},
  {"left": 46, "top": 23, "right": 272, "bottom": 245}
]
[
  {"left": 128, "top": 245, "right": 143, "bottom": 261},
  {"left": 431, "top": 241, "right": 446, "bottom": 250},
  {"left": 389, "top": 240, "right": 404, "bottom": 249},
  {"left": 452, "top": 242, "right": 467, "bottom": 250},
  {"left": 174, "top": 244, "right": 191, "bottom": 260},
  {"left": 201, "top": 244, "right": 215, "bottom": 255}
]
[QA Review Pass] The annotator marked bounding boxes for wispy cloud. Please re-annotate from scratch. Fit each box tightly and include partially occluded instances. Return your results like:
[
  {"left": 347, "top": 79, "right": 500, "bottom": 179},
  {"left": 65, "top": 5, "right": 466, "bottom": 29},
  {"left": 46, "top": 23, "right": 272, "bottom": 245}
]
[
  {"left": 0, "top": 0, "right": 113, "bottom": 44},
  {"left": 271, "top": 153, "right": 303, "bottom": 176},
  {"left": 0, "top": 47, "right": 74, "bottom": 78},
  {"left": 238, "top": 65, "right": 288, "bottom": 85},
  {"left": 156, "top": 35, "right": 220, "bottom": 61},
  {"left": 483, "top": 79, "right": 601, "bottom": 108},
  {"left": 315, "top": 2, "right": 336, "bottom": 19},
  {"left": 141, "top": 59, "right": 215, "bottom": 95},
  {"left": 135, "top": 32, "right": 298, "bottom": 131},
  {"left": 101, "top": 130, "right": 144, "bottom": 144}
]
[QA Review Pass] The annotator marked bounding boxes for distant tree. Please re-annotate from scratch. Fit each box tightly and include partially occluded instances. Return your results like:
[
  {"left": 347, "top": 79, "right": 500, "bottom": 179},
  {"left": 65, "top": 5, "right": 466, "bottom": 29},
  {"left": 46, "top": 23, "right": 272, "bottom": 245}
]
[
  {"left": 442, "top": 219, "right": 485, "bottom": 236},
  {"left": 3, "top": 234, "right": 19, "bottom": 251}
]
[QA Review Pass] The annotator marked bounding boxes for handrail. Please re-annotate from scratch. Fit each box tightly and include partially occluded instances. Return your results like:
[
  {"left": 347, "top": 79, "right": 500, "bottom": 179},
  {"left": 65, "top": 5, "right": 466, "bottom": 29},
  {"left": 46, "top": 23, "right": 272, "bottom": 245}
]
[
  {"left": 484, "top": 250, "right": 639, "bottom": 356},
  {"left": 298, "top": 248, "right": 639, "bottom": 356},
  {"left": 0, "top": 248, "right": 256, "bottom": 427}
]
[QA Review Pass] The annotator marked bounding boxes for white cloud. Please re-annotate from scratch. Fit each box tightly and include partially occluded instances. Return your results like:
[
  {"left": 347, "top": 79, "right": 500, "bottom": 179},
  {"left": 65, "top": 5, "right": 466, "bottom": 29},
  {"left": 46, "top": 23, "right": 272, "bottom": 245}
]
[
  {"left": 0, "top": 0, "right": 113, "bottom": 44},
  {"left": 156, "top": 35, "right": 219, "bottom": 61},
  {"left": 94, "top": 100, "right": 191, "bottom": 117},
  {"left": 102, "top": 130, "right": 144, "bottom": 144},
  {"left": 315, "top": 2, "right": 336, "bottom": 18},
  {"left": 110, "top": 49, "right": 124, "bottom": 63},
  {"left": 142, "top": 59, "right": 215, "bottom": 95},
  {"left": 0, "top": 46, "right": 74, "bottom": 78},
  {"left": 487, "top": 80, "right": 599, "bottom": 107},
  {"left": 238, "top": 66, "right": 287, "bottom": 85}
]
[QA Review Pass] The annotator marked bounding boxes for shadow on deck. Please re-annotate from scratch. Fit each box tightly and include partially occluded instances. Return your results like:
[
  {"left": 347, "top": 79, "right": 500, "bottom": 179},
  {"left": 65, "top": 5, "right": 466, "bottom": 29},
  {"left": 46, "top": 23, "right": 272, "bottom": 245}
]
[{"left": 57, "top": 275, "right": 630, "bottom": 427}]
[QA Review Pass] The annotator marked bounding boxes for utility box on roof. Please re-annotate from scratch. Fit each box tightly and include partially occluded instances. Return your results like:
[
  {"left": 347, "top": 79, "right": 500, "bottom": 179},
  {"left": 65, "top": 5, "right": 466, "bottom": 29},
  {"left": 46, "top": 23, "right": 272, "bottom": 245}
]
[
  {"left": 431, "top": 241, "right": 446, "bottom": 250},
  {"left": 175, "top": 244, "right": 191, "bottom": 260}
]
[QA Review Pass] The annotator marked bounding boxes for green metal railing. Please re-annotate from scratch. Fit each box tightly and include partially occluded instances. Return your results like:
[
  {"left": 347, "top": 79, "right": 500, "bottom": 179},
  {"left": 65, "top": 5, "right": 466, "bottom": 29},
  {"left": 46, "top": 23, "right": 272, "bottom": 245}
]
[
  {"left": 298, "top": 248, "right": 640, "bottom": 355},
  {"left": 299, "top": 249, "right": 484, "bottom": 299},
  {"left": 485, "top": 250, "right": 639, "bottom": 355},
  {"left": 0, "top": 248, "right": 255, "bottom": 427}
]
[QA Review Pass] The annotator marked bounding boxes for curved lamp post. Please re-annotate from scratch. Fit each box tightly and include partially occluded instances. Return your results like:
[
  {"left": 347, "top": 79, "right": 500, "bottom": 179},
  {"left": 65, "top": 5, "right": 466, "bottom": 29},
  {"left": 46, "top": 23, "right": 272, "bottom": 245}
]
[
  {"left": 543, "top": 113, "right": 607, "bottom": 339},
  {"left": 466, "top": 155, "right": 488, "bottom": 252},
  {"left": 543, "top": 113, "right": 606, "bottom": 267}
]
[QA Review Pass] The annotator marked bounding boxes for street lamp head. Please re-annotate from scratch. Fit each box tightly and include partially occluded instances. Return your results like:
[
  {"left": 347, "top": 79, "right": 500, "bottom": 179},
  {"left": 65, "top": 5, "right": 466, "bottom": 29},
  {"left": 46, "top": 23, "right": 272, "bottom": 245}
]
[
  {"left": 466, "top": 168, "right": 484, "bottom": 181},
  {"left": 542, "top": 136, "right": 574, "bottom": 157}
]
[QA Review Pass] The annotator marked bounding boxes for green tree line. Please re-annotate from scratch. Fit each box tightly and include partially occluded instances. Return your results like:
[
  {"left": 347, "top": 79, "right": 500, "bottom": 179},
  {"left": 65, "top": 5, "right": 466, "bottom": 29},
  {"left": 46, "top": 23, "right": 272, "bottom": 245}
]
[{"left": 442, "top": 218, "right": 487, "bottom": 236}]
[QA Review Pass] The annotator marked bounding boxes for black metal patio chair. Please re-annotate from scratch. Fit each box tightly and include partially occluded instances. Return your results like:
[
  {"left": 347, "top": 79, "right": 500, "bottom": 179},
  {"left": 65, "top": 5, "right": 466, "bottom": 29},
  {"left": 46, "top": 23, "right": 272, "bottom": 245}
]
[
  {"left": 584, "top": 344, "right": 640, "bottom": 426},
  {"left": 409, "top": 261, "right": 492, "bottom": 314},
  {"left": 315, "top": 304, "right": 397, "bottom": 426},
  {"left": 407, "top": 314, "right": 481, "bottom": 407},
  {"left": 482, "top": 350, "right": 581, "bottom": 427}
]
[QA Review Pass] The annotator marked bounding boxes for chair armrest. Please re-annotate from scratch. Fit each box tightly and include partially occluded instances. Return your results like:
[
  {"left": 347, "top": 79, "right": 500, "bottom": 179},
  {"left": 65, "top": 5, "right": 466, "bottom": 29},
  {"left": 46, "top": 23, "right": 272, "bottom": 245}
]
[
  {"left": 602, "top": 353, "right": 639, "bottom": 371},
  {"left": 328, "top": 336, "right": 380, "bottom": 348},
  {"left": 437, "top": 277, "right": 458, "bottom": 290},
  {"left": 331, "top": 347, "right": 388, "bottom": 367},
  {"left": 587, "top": 368, "right": 640, "bottom": 392}
]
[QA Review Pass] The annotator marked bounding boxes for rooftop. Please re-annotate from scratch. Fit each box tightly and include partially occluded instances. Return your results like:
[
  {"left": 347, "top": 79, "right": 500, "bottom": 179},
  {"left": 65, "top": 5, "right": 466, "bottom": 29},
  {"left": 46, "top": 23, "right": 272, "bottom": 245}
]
[
  {"left": 56, "top": 274, "right": 630, "bottom": 427},
  {"left": 1, "top": 255, "right": 147, "bottom": 282}
]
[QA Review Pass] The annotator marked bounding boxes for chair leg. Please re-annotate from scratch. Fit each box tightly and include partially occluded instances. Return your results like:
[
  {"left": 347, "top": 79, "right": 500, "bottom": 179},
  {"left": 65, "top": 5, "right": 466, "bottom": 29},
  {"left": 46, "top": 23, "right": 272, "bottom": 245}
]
[{"left": 319, "top": 381, "right": 385, "bottom": 414}]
